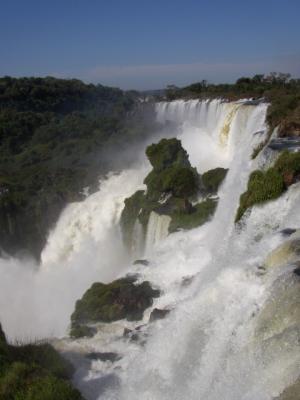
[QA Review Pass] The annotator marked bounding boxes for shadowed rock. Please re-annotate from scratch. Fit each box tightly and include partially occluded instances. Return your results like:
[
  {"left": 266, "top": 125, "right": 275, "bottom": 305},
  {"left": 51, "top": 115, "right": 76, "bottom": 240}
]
[{"left": 149, "top": 308, "right": 170, "bottom": 322}]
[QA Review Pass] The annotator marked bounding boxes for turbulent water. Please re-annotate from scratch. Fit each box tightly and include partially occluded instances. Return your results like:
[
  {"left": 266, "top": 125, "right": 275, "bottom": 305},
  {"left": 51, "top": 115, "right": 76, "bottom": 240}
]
[{"left": 0, "top": 99, "right": 299, "bottom": 399}]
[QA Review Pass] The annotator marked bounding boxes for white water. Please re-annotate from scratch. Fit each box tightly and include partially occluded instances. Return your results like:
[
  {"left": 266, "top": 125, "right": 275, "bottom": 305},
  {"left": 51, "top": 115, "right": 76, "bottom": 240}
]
[
  {"left": 0, "top": 99, "right": 299, "bottom": 399},
  {"left": 145, "top": 212, "right": 171, "bottom": 256}
]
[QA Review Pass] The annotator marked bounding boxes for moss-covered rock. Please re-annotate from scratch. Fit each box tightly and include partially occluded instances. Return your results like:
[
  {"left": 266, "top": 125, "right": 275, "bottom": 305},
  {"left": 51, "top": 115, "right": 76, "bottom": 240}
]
[
  {"left": 236, "top": 151, "right": 300, "bottom": 222},
  {"left": 169, "top": 198, "right": 217, "bottom": 232},
  {"left": 121, "top": 138, "right": 203, "bottom": 248},
  {"left": 0, "top": 362, "right": 82, "bottom": 400},
  {"left": 235, "top": 169, "right": 284, "bottom": 221},
  {"left": 0, "top": 323, "right": 83, "bottom": 400},
  {"left": 71, "top": 277, "right": 160, "bottom": 334},
  {"left": 145, "top": 138, "right": 190, "bottom": 172},
  {"left": 69, "top": 324, "right": 96, "bottom": 339},
  {"left": 201, "top": 167, "right": 228, "bottom": 194}
]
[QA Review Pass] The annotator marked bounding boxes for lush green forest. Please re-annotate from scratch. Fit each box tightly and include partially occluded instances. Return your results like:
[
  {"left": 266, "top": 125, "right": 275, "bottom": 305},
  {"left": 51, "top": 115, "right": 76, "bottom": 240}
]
[
  {"left": 165, "top": 72, "right": 300, "bottom": 135},
  {"left": 0, "top": 77, "right": 156, "bottom": 259}
]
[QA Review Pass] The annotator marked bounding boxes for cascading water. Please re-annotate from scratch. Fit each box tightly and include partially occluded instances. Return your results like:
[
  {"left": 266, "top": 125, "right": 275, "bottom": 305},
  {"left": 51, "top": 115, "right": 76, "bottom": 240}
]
[
  {"left": 0, "top": 99, "right": 299, "bottom": 400},
  {"left": 144, "top": 212, "right": 171, "bottom": 256}
]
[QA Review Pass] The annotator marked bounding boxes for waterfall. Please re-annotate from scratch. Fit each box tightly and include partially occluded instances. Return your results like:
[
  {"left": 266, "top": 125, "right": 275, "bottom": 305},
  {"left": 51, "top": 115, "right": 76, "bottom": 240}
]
[
  {"left": 144, "top": 212, "right": 171, "bottom": 256},
  {"left": 0, "top": 99, "right": 298, "bottom": 400}
]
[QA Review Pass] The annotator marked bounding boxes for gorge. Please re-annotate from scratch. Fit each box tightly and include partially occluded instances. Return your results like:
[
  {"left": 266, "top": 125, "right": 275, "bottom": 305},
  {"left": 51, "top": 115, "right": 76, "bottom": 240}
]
[{"left": 0, "top": 95, "right": 299, "bottom": 400}]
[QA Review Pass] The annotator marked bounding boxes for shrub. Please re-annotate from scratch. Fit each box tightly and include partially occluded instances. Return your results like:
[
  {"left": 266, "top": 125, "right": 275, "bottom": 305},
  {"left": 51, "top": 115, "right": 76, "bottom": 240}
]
[
  {"left": 0, "top": 323, "right": 83, "bottom": 399},
  {"left": 235, "top": 169, "right": 285, "bottom": 221},
  {"left": 236, "top": 150, "right": 300, "bottom": 222}
]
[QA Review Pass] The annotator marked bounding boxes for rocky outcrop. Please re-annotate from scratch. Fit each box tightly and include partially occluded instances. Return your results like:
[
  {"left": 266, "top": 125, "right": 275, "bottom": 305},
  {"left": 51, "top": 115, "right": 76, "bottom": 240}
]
[
  {"left": 70, "top": 276, "right": 160, "bottom": 338},
  {"left": 201, "top": 167, "right": 228, "bottom": 195},
  {"left": 236, "top": 151, "right": 300, "bottom": 222},
  {"left": 120, "top": 138, "right": 224, "bottom": 251}
]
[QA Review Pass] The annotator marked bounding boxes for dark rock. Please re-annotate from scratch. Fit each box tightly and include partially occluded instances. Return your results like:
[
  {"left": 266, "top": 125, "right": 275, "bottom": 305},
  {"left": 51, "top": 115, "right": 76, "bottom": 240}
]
[
  {"left": 86, "top": 352, "right": 121, "bottom": 362},
  {"left": 149, "top": 308, "right": 170, "bottom": 322},
  {"left": 243, "top": 99, "right": 264, "bottom": 106},
  {"left": 71, "top": 277, "right": 160, "bottom": 332},
  {"left": 123, "top": 325, "right": 146, "bottom": 342},
  {"left": 293, "top": 266, "right": 300, "bottom": 276},
  {"left": 281, "top": 228, "right": 297, "bottom": 236},
  {"left": 268, "top": 137, "right": 300, "bottom": 152},
  {"left": 133, "top": 259, "right": 149, "bottom": 266},
  {"left": 0, "top": 323, "right": 6, "bottom": 344}
]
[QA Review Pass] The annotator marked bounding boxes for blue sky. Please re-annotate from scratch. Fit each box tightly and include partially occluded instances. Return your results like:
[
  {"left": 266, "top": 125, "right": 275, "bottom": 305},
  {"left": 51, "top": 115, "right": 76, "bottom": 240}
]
[{"left": 1, "top": 0, "right": 300, "bottom": 89}]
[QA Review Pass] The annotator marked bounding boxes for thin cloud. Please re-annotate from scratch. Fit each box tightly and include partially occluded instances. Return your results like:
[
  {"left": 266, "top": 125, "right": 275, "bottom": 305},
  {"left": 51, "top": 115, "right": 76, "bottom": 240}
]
[{"left": 52, "top": 55, "right": 300, "bottom": 90}]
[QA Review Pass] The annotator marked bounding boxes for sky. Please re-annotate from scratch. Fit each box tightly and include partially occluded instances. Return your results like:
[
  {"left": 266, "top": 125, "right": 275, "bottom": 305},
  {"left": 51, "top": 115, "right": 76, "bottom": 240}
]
[{"left": 1, "top": 0, "right": 300, "bottom": 89}]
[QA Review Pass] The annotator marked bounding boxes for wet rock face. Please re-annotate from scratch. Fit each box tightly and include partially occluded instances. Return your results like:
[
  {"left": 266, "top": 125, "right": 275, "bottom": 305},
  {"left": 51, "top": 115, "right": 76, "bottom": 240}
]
[
  {"left": 264, "top": 230, "right": 300, "bottom": 269},
  {"left": 255, "top": 272, "right": 300, "bottom": 341},
  {"left": 70, "top": 277, "right": 160, "bottom": 337},
  {"left": 280, "top": 228, "right": 297, "bottom": 237},
  {"left": 268, "top": 137, "right": 300, "bottom": 152},
  {"left": 149, "top": 308, "right": 170, "bottom": 322}
]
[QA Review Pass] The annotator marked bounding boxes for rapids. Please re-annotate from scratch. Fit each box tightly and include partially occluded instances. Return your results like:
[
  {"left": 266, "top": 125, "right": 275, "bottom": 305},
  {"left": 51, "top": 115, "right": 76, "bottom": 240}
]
[{"left": 0, "top": 99, "right": 299, "bottom": 400}]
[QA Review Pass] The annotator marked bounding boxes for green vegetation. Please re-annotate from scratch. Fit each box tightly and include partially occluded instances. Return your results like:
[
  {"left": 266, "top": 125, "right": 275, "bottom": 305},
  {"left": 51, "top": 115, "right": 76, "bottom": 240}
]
[
  {"left": 120, "top": 139, "right": 228, "bottom": 246},
  {"left": 0, "top": 77, "right": 157, "bottom": 259},
  {"left": 70, "top": 277, "right": 160, "bottom": 337},
  {"left": 169, "top": 199, "right": 217, "bottom": 232},
  {"left": 165, "top": 73, "right": 300, "bottom": 142},
  {"left": 236, "top": 151, "right": 300, "bottom": 221},
  {"left": 201, "top": 167, "right": 228, "bottom": 194},
  {"left": 145, "top": 138, "right": 190, "bottom": 172},
  {"left": 120, "top": 138, "right": 203, "bottom": 246},
  {"left": 0, "top": 323, "right": 83, "bottom": 400}
]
